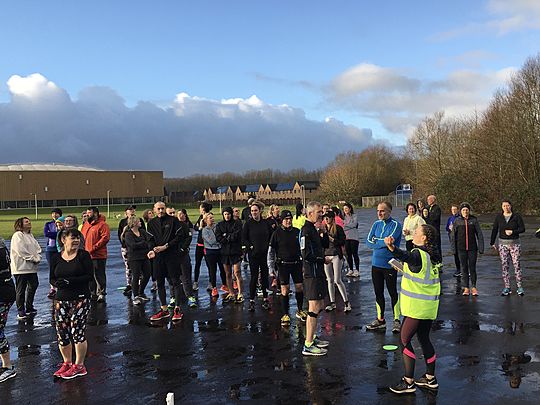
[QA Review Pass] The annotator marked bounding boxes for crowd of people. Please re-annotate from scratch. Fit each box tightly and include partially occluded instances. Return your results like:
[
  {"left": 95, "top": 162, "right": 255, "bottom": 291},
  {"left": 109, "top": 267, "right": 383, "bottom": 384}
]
[{"left": 0, "top": 195, "right": 537, "bottom": 394}]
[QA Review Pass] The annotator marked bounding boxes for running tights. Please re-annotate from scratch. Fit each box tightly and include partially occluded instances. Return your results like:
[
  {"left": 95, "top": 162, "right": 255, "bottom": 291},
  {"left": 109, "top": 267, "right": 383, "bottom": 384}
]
[
  {"left": 458, "top": 250, "right": 478, "bottom": 288},
  {"left": 249, "top": 256, "right": 269, "bottom": 300},
  {"left": 194, "top": 245, "right": 205, "bottom": 282},
  {"left": 324, "top": 256, "right": 348, "bottom": 304},
  {"left": 205, "top": 251, "right": 227, "bottom": 288},
  {"left": 400, "top": 317, "right": 436, "bottom": 378},
  {"left": 344, "top": 239, "right": 360, "bottom": 270},
  {"left": 371, "top": 266, "right": 399, "bottom": 320}
]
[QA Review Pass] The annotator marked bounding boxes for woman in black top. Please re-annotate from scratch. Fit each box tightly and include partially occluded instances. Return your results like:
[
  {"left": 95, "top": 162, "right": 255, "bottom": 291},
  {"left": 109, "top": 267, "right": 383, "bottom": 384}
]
[
  {"left": 50, "top": 228, "right": 92, "bottom": 380},
  {"left": 490, "top": 200, "right": 526, "bottom": 296},
  {"left": 123, "top": 216, "right": 152, "bottom": 304},
  {"left": 0, "top": 237, "right": 17, "bottom": 383},
  {"left": 193, "top": 202, "right": 212, "bottom": 292}
]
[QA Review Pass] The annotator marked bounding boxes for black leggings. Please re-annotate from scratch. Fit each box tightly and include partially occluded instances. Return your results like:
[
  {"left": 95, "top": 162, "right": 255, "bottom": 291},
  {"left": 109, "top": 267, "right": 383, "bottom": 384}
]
[
  {"left": 204, "top": 250, "right": 226, "bottom": 288},
  {"left": 194, "top": 245, "right": 205, "bottom": 282},
  {"left": 458, "top": 250, "right": 478, "bottom": 288},
  {"left": 371, "top": 266, "right": 399, "bottom": 320},
  {"left": 14, "top": 274, "right": 39, "bottom": 312},
  {"left": 249, "top": 255, "right": 269, "bottom": 300},
  {"left": 345, "top": 239, "right": 360, "bottom": 270},
  {"left": 400, "top": 317, "right": 436, "bottom": 378},
  {"left": 128, "top": 259, "right": 151, "bottom": 297}
]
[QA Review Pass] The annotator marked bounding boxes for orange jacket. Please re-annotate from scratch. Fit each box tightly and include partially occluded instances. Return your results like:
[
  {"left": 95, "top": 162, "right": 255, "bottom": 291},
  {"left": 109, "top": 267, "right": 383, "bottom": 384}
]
[{"left": 81, "top": 214, "right": 110, "bottom": 259}]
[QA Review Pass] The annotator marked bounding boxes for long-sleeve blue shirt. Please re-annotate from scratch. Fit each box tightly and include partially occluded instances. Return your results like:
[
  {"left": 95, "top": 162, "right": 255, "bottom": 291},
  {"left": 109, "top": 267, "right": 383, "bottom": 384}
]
[{"left": 366, "top": 217, "right": 402, "bottom": 269}]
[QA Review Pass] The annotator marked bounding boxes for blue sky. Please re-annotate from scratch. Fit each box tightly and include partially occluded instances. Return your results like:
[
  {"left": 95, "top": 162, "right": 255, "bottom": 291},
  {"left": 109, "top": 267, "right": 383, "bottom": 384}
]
[{"left": 1, "top": 1, "right": 539, "bottom": 175}]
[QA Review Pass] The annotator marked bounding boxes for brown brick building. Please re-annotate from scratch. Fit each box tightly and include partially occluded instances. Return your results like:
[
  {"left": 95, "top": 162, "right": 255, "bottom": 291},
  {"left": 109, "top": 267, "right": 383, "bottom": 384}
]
[{"left": 0, "top": 164, "right": 164, "bottom": 209}]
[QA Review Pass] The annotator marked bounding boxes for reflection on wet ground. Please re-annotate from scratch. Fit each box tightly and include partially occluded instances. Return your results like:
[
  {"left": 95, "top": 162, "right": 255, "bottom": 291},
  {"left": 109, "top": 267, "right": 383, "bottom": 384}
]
[{"left": 1, "top": 210, "right": 540, "bottom": 404}]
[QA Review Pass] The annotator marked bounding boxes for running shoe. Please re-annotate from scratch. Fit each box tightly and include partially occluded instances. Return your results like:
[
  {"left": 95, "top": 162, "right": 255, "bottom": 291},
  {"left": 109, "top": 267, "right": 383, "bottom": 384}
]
[
  {"left": 17, "top": 311, "right": 27, "bottom": 321},
  {"left": 235, "top": 293, "right": 244, "bottom": 304},
  {"left": 471, "top": 287, "right": 479, "bottom": 296},
  {"left": 415, "top": 374, "right": 439, "bottom": 389},
  {"left": 0, "top": 367, "right": 16, "bottom": 383},
  {"left": 26, "top": 307, "right": 37, "bottom": 315},
  {"left": 261, "top": 299, "right": 270, "bottom": 310},
  {"left": 352, "top": 270, "right": 360, "bottom": 278},
  {"left": 97, "top": 294, "right": 106, "bottom": 303},
  {"left": 53, "top": 362, "right": 72, "bottom": 377},
  {"left": 211, "top": 287, "right": 219, "bottom": 297},
  {"left": 453, "top": 271, "right": 462, "bottom": 278},
  {"left": 132, "top": 297, "right": 142, "bottom": 305},
  {"left": 150, "top": 282, "right": 158, "bottom": 292},
  {"left": 389, "top": 377, "right": 416, "bottom": 394},
  {"left": 325, "top": 303, "right": 336, "bottom": 312},
  {"left": 313, "top": 335, "right": 330, "bottom": 348},
  {"left": 139, "top": 294, "right": 150, "bottom": 302},
  {"left": 150, "top": 309, "right": 170, "bottom": 321},
  {"left": 462, "top": 288, "right": 470, "bottom": 296},
  {"left": 248, "top": 300, "right": 255, "bottom": 312},
  {"left": 392, "top": 319, "right": 401, "bottom": 334},
  {"left": 501, "top": 287, "right": 511, "bottom": 296},
  {"left": 172, "top": 307, "right": 184, "bottom": 322},
  {"left": 281, "top": 314, "right": 291, "bottom": 326},
  {"left": 345, "top": 269, "right": 354, "bottom": 277},
  {"left": 192, "top": 281, "right": 199, "bottom": 291},
  {"left": 517, "top": 287, "right": 525, "bottom": 296},
  {"left": 366, "top": 318, "right": 386, "bottom": 330},
  {"left": 123, "top": 285, "right": 132, "bottom": 297},
  {"left": 220, "top": 285, "right": 229, "bottom": 293},
  {"left": 206, "top": 284, "right": 213, "bottom": 292},
  {"left": 47, "top": 288, "right": 56, "bottom": 300},
  {"left": 295, "top": 310, "right": 307, "bottom": 322},
  {"left": 302, "top": 344, "right": 328, "bottom": 356},
  {"left": 344, "top": 302, "right": 352, "bottom": 313},
  {"left": 60, "top": 364, "right": 87, "bottom": 380},
  {"left": 224, "top": 294, "right": 236, "bottom": 303},
  {"left": 188, "top": 296, "right": 198, "bottom": 308}
]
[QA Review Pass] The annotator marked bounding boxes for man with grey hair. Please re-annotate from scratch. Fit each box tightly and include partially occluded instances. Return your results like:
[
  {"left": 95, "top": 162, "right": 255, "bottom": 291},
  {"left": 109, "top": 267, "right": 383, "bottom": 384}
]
[{"left": 300, "top": 201, "right": 330, "bottom": 356}]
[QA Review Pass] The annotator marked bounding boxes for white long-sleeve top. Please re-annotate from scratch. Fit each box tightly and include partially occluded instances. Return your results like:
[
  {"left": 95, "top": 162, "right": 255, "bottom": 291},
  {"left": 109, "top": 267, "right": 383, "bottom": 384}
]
[
  {"left": 10, "top": 231, "right": 42, "bottom": 275},
  {"left": 402, "top": 214, "right": 426, "bottom": 241}
]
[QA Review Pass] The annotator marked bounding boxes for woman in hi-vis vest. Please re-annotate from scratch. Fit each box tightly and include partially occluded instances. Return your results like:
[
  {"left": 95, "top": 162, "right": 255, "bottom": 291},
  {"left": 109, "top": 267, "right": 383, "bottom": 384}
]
[{"left": 384, "top": 224, "right": 441, "bottom": 395}]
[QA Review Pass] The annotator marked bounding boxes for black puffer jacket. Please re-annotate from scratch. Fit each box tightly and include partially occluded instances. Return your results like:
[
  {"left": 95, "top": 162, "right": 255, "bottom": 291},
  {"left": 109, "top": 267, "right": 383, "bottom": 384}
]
[
  {"left": 216, "top": 219, "right": 243, "bottom": 256},
  {"left": 451, "top": 215, "right": 484, "bottom": 254}
]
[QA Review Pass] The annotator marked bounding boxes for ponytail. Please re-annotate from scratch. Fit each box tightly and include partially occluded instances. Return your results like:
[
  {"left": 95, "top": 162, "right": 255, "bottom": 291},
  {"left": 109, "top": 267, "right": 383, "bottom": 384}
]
[{"left": 420, "top": 224, "right": 440, "bottom": 264}]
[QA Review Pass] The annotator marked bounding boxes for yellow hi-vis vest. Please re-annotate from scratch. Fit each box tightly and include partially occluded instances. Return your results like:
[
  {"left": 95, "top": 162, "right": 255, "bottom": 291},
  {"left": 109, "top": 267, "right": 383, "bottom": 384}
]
[{"left": 399, "top": 248, "right": 440, "bottom": 320}]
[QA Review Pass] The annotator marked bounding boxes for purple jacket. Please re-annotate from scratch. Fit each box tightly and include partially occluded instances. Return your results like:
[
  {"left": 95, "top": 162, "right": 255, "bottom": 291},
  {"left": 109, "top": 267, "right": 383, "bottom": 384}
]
[{"left": 44, "top": 220, "right": 58, "bottom": 252}]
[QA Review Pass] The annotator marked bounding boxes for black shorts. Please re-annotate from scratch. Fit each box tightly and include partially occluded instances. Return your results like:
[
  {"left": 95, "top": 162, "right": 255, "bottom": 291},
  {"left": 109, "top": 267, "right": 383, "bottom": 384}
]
[
  {"left": 278, "top": 263, "right": 303, "bottom": 285},
  {"left": 221, "top": 254, "right": 242, "bottom": 266},
  {"left": 303, "top": 277, "right": 326, "bottom": 301}
]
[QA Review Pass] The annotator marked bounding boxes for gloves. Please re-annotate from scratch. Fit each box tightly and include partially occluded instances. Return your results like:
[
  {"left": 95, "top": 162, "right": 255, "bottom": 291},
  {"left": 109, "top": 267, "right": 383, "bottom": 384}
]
[{"left": 56, "top": 278, "right": 70, "bottom": 288}]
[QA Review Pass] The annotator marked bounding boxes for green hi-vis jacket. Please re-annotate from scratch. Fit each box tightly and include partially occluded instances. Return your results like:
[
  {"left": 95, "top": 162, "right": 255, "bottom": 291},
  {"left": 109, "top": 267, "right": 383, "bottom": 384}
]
[{"left": 400, "top": 249, "right": 441, "bottom": 320}]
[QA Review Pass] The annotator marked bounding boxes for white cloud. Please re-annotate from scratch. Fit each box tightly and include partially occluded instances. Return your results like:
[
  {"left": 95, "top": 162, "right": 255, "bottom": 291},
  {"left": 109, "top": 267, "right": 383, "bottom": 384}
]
[
  {"left": 0, "top": 73, "right": 373, "bottom": 176},
  {"left": 435, "top": 0, "right": 540, "bottom": 39},
  {"left": 327, "top": 62, "right": 516, "bottom": 137}
]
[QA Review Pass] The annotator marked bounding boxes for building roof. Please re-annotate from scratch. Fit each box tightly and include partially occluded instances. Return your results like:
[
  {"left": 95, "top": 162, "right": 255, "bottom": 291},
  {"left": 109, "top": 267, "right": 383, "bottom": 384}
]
[
  {"left": 0, "top": 163, "right": 103, "bottom": 171},
  {"left": 245, "top": 184, "right": 261, "bottom": 192},
  {"left": 266, "top": 183, "right": 278, "bottom": 191},
  {"left": 216, "top": 186, "right": 229, "bottom": 193},
  {"left": 275, "top": 182, "right": 295, "bottom": 191},
  {"left": 298, "top": 181, "right": 319, "bottom": 190}
]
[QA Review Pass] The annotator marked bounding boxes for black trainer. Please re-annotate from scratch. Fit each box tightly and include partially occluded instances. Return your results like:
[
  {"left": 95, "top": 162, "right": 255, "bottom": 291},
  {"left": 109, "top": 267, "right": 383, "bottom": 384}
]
[
  {"left": 415, "top": 374, "right": 439, "bottom": 389},
  {"left": 389, "top": 377, "right": 416, "bottom": 394},
  {"left": 453, "top": 271, "right": 462, "bottom": 278}
]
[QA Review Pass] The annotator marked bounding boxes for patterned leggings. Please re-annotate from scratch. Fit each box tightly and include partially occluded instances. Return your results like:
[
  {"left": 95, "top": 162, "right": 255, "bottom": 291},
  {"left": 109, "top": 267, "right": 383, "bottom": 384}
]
[
  {"left": 499, "top": 244, "right": 522, "bottom": 289},
  {"left": 0, "top": 301, "right": 13, "bottom": 354},
  {"left": 55, "top": 298, "right": 91, "bottom": 346}
]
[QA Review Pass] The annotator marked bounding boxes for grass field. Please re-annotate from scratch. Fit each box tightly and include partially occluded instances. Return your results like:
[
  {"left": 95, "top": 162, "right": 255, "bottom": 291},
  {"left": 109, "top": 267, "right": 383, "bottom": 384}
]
[{"left": 0, "top": 203, "right": 297, "bottom": 239}]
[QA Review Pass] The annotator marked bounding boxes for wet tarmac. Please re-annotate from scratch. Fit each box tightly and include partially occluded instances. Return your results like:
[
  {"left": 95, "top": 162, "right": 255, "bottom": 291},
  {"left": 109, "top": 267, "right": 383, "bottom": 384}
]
[{"left": 1, "top": 210, "right": 540, "bottom": 404}]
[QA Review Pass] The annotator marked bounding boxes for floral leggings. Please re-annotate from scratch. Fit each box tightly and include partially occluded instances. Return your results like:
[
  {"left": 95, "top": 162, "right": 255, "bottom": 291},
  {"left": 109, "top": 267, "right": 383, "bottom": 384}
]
[
  {"left": 55, "top": 298, "right": 91, "bottom": 346},
  {"left": 0, "top": 301, "right": 13, "bottom": 354},
  {"left": 499, "top": 244, "right": 523, "bottom": 289}
]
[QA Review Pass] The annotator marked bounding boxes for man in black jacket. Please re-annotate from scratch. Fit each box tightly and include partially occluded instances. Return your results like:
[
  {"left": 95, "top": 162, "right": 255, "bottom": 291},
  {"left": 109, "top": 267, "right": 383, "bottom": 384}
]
[
  {"left": 242, "top": 201, "right": 273, "bottom": 312},
  {"left": 301, "top": 201, "right": 330, "bottom": 356},
  {"left": 146, "top": 202, "right": 186, "bottom": 322}
]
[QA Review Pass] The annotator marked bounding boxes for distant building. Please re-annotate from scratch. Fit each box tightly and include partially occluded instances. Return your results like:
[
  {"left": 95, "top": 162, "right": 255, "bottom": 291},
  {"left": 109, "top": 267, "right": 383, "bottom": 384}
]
[{"left": 0, "top": 163, "right": 164, "bottom": 209}]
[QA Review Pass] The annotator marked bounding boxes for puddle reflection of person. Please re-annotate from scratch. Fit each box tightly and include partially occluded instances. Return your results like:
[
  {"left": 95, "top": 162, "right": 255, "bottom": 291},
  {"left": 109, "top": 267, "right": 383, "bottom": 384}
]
[{"left": 502, "top": 353, "right": 531, "bottom": 389}]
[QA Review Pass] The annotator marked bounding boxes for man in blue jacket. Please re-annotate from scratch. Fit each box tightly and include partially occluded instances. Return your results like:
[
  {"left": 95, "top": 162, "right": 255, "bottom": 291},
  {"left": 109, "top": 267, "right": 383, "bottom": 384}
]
[
  {"left": 44, "top": 208, "right": 62, "bottom": 299},
  {"left": 366, "top": 201, "right": 403, "bottom": 333}
]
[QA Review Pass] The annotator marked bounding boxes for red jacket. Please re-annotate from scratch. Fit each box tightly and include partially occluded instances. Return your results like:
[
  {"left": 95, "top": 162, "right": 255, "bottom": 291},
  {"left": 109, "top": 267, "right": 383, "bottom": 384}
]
[{"left": 81, "top": 214, "right": 110, "bottom": 259}]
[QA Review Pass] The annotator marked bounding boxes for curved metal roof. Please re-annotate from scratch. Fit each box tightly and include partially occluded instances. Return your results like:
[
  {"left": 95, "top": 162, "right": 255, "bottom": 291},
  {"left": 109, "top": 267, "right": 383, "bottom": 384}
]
[{"left": 0, "top": 163, "right": 103, "bottom": 171}]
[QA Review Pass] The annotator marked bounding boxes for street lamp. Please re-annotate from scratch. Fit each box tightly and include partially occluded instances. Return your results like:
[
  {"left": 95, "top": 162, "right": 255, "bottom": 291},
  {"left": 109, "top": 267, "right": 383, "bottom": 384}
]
[
  {"left": 300, "top": 184, "right": 306, "bottom": 208},
  {"left": 107, "top": 190, "right": 112, "bottom": 219},
  {"left": 30, "top": 193, "right": 38, "bottom": 220}
]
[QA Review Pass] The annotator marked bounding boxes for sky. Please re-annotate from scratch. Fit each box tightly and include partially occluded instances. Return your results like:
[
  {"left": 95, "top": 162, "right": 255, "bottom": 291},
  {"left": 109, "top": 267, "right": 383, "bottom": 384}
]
[{"left": 1, "top": 0, "right": 539, "bottom": 177}]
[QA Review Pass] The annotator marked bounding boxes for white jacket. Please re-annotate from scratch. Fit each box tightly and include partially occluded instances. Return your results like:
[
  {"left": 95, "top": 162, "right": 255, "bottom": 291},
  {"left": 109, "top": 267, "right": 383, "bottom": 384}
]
[
  {"left": 10, "top": 231, "right": 42, "bottom": 275},
  {"left": 403, "top": 214, "right": 426, "bottom": 241}
]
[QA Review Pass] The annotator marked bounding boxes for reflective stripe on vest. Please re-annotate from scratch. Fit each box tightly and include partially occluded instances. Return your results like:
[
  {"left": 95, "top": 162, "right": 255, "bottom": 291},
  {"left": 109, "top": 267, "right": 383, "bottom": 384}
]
[
  {"left": 402, "top": 272, "right": 440, "bottom": 285},
  {"left": 401, "top": 288, "right": 439, "bottom": 301}
]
